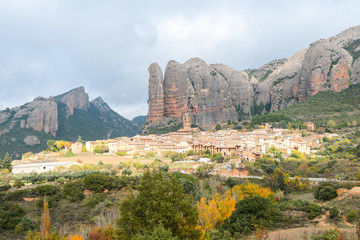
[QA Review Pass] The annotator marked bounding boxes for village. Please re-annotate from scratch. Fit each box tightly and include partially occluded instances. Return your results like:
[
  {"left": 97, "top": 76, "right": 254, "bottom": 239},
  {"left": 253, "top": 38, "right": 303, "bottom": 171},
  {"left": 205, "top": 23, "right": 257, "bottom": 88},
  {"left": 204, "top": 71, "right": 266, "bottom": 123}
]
[{"left": 12, "top": 114, "right": 337, "bottom": 175}]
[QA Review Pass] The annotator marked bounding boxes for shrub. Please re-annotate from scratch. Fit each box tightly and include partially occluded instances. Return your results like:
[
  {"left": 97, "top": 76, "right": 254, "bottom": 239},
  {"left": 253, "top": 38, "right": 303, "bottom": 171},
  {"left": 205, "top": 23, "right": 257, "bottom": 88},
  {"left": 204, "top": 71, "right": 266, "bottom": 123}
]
[
  {"left": 85, "top": 193, "right": 107, "bottom": 208},
  {"left": 215, "top": 155, "right": 224, "bottom": 163},
  {"left": 116, "top": 151, "right": 127, "bottom": 156},
  {"left": 346, "top": 209, "right": 358, "bottom": 222},
  {"left": 314, "top": 183, "right": 338, "bottom": 201},
  {"left": 307, "top": 203, "right": 322, "bottom": 220},
  {"left": 13, "top": 179, "right": 25, "bottom": 189},
  {"left": 0, "top": 203, "right": 25, "bottom": 231},
  {"left": 0, "top": 184, "right": 11, "bottom": 191},
  {"left": 63, "top": 180, "right": 85, "bottom": 201},
  {"left": 329, "top": 207, "right": 339, "bottom": 219},
  {"left": 84, "top": 174, "right": 111, "bottom": 192},
  {"left": 121, "top": 169, "right": 132, "bottom": 176},
  {"left": 65, "top": 150, "right": 74, "bottom": 157}
]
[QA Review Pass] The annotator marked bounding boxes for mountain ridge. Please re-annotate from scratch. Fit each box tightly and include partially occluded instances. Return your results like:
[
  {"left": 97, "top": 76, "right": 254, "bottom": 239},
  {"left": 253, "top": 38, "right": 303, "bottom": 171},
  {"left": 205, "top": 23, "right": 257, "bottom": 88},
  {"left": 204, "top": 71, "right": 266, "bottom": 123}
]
[
  {"left": 145, "top": 25, "right": 360, "bottom": 132},
  {"left": 0, "top": 87, "right": 140, "bottom": 158}
]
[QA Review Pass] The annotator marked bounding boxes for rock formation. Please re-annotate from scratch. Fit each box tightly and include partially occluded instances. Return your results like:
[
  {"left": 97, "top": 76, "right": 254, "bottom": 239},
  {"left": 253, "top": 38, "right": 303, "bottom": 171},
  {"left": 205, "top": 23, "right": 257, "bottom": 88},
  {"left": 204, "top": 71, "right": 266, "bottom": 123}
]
[
  {"left": 0, "top": 86, "right": 140, "bottom": 158},
  {"left": 146, "top": 25, "right": 360, "bottom": 131}
]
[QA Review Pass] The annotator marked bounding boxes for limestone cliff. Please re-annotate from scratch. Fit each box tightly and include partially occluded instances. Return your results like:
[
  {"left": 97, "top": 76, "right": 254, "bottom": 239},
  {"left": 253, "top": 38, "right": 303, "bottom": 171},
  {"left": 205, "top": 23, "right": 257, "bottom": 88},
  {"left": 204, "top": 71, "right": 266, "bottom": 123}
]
[
  {"left": 0, "top": 87, "right": 140, "bottom": 158},
  {"left": 146, "top": 25, "right": 360, "bottom": 131}
]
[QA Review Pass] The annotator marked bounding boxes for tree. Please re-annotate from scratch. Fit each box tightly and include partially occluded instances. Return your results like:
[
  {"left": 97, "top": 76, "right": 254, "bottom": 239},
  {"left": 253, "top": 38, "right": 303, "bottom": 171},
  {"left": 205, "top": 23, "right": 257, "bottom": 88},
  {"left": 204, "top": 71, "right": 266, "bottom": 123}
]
[
  {"left": 314, "top": 183, "right": 338, "bottom": 201},
  {"left": 223, "top": 196, "right": 281, "bottom": 236},
  {"left": 327, "top": 119, "right": 336, "bottom": 129},
  {"left": 47, "top": 140, "right": 55, "bottom": 149},
  {"left": 117, "top": 171, "right": 201, "bottom": 240},
  {"left": 40, "top": 198, "right": 50, "bottom": 238},
  {"left": 1, "top": 152, "right": 12, "bottom": 172},
  {"left": 215, "top": 124, "right": 221, "bottom": 131},
  {"left": 55, "top": 140, "right": 65, "bottom": 150},
  {"left": 77, "top": 135, "right": 84, "bottom": 143}
]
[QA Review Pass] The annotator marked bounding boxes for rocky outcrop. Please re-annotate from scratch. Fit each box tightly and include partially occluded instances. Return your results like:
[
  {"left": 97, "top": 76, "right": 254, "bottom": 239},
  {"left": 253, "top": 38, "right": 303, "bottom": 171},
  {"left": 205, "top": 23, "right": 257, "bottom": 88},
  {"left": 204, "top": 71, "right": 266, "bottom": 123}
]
[
  {"left": 55, "top": 86, "right": 90, "bottom": 116},
  {"left": 24, "top": 135, "right": 40, "bottom": 145},
  {"left": 146, "top": 58, "right": 241, "bottom": 130},
  {"left": 147, "top": 63, "right": 164, "bottom": 122},
  {"left": 146, "top": 26, "right": 360, "bottom": 130}
]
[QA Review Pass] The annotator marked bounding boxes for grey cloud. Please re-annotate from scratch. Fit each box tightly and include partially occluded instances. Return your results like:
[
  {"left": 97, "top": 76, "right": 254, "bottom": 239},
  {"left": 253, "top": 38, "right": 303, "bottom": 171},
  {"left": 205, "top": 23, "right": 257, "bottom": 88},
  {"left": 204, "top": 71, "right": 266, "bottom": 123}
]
[{"left": 0, "top": 0, "right": 359, "bottom": 119}]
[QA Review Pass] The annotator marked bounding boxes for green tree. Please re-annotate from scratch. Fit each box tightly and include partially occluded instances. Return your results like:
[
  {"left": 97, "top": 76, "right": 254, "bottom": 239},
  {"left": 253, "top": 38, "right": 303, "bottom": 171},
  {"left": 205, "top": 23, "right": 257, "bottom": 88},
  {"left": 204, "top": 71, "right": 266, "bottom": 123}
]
[
  {"left": 215, "top": 124, "right": 221, "bottom": 131},
  {"left": 76, "top": 135, "right": 84, "bottom": 143},
  {"left": 223, "top": 195, "right": 281, "bottom": 236},
  {"left": 1, "top": 153, "right": 12, "bottom": 172},
  {"left": 314, "top": 183, "right": 338, "bottom": 201},
  {"left": 46, "top": 140, "right": 55, "bottom": 149},
  {"left": 116, "top": 171, "right": 201, "bottom": 240}
]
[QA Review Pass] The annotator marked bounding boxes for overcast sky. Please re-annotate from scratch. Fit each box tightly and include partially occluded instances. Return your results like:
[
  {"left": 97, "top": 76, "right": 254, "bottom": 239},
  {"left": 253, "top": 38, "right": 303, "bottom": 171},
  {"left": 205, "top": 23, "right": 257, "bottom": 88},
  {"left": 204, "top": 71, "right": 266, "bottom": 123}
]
[{"left": 0, "top": 0, "right": 359, "bottom": 119}]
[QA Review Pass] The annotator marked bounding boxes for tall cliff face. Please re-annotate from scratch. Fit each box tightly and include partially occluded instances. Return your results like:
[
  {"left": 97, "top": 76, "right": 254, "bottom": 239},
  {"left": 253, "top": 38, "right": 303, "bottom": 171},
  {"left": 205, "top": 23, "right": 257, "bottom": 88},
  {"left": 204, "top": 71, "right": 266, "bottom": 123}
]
[
  {"left": 146, "top": 58, "right": 242, "bottom": 131},
  {"left": 146, "top": 25, "right": 360, "bottom": 131},
  {"left": 0, "top": 87, "right": 140, "bottom": 158}
]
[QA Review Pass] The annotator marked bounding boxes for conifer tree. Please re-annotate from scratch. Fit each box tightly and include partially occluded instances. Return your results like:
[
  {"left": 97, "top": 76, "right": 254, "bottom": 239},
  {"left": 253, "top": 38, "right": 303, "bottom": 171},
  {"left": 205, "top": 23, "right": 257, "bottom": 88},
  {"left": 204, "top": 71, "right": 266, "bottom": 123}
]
[{"left": 1, "top": 152, "right": 12, "bottom": 172}]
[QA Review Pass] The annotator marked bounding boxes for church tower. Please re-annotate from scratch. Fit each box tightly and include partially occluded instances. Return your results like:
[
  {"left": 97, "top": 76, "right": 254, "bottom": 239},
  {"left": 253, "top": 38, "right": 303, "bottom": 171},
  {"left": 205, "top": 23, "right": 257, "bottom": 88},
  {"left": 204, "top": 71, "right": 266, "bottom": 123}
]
[{"left": 183, "top": 113, "right": 191, "bottom": 130}]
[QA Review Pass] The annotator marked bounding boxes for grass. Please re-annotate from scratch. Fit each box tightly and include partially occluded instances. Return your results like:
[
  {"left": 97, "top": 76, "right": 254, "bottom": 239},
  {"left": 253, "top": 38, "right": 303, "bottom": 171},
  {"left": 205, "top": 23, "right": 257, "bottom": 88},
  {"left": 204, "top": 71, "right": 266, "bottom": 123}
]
[{"left": 287, "top": 192, "right": 316, "bottom": 202}]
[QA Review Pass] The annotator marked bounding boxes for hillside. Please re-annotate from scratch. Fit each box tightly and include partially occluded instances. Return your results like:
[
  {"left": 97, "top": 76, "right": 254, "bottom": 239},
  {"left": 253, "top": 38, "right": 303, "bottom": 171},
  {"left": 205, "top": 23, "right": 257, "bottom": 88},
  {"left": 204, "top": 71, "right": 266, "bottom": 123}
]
[
  {"left": 279, "top": 83, "right": 360, "bottom": 126},
  {"left": 0, "top": 87, "right": 140, "bottom": 158}
]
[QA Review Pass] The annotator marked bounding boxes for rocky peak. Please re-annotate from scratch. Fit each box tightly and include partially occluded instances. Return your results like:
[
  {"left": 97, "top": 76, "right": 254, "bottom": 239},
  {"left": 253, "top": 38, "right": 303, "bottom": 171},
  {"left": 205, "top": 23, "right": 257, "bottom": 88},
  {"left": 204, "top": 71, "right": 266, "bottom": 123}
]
[
  {"left": 147, "top": 62, "right": 164, "bottom": 123},
  {"left": 55, "top": 86, "right": 90, "bottom": 116},
  {"left": 90, "top": 97, "right": 111, "bottom": 113}
]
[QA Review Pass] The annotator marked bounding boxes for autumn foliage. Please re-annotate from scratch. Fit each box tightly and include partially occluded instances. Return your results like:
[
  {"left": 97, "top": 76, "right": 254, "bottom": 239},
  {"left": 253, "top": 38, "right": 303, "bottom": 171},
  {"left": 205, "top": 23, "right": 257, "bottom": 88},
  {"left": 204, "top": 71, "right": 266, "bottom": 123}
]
[
  {"left": 197, "top": 183, "right": 274, "bottom": 235},
  {"left": 40, "top": 197, "right": 50, "bottom": 238}
]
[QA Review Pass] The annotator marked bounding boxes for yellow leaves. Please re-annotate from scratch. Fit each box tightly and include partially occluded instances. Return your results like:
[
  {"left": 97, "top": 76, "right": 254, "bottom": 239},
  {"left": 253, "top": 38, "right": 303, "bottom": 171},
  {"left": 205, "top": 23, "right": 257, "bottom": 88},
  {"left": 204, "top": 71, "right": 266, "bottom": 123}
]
[
  {"left": 216, "top": 190, "right": 235, "bottom": 224},
  {"left": 69, "top": 234, "right": 83, "bottom": 240},
  {"left": 232, "top": 183, "right": 274, "bottom": 201},
  {"left": 197, "top": 183, "right": 274, "bottom": 236},
  {"left": 197, "top": 197, "right": 220, "bottom": 233},
  {"left": 40, "top": 198, "right": 50, "bottom": 238}
]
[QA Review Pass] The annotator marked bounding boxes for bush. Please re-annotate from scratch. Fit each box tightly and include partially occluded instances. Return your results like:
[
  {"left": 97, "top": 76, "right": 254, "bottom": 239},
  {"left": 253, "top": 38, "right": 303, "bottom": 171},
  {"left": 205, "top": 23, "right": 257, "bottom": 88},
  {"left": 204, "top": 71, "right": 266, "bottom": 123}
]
[
  {"left": 13, "top": 180, "right": 25, "bottom": 189},
  {"left": 0, "top": 203, "right": 25, "bottom": 231},
  {"left": 215, "top": 155, "right": 225, "bottom": 163},
  {"left": 85, "top": 193, "right": 107, "bottom": 208},
  {"left": 84, "top": 174, "right": 111, "bottom": 192},
  {"left": 346, "top": 209, "right": 358, "bottom": 222},
  {"left": 329, "top": 207, "right": 339, "bottom": 219},
  {"left": 121, "top": 169, "right": 132, "bottom": 176},
  {"left": 63, "top": 180, "right": 85, "bottom": 201},
  {"left": 116, "top": 151, "right": 127, "bottom": 156},
  {"left": 0, "top": 184, "right": 11, "bottom": 191},
  {"left": 314, "top": 183, "right": 338, "bottom": 201},
  {"left": 307, "top": 203, "right": 322, "bottom": 220}
]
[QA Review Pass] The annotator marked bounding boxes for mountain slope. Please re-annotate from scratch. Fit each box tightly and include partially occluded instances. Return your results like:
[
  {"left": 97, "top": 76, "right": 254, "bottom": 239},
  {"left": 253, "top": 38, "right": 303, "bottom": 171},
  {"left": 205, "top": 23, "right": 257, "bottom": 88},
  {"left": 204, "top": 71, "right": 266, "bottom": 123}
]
[
  {"left": 0, "top": 87, "right": 140, "bottom": 158},
  {"left": 278, "top": 83, "right": 360, "bottom": 126}
]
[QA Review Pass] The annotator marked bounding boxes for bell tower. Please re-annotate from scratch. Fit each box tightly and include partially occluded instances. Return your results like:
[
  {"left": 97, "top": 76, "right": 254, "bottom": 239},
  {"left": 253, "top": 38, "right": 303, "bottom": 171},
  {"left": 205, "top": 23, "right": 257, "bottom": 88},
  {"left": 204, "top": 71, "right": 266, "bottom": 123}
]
[{"left": 183, "top": 113, "right": 191, "bottom": 130}]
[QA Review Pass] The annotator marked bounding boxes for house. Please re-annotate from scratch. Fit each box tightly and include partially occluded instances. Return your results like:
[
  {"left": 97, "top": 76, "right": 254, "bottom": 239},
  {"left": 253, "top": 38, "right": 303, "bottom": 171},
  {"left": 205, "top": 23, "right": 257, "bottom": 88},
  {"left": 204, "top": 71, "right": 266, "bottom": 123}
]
[
  {"left": 304, "top": 122, "right": 315, "bottom": 131},
  {"left": 12, "top": 161, "right": 81, "bottom": 174},
  {"left": 70, "top": 142, "right": 83, "bottom": 154}
]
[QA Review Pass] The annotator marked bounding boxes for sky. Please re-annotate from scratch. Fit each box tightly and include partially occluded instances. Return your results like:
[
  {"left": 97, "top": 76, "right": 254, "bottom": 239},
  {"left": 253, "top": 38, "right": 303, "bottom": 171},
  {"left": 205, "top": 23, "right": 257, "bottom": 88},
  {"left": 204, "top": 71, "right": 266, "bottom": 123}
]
[{"left": 0, "top": 0, "right": 360, "bottom": 120}]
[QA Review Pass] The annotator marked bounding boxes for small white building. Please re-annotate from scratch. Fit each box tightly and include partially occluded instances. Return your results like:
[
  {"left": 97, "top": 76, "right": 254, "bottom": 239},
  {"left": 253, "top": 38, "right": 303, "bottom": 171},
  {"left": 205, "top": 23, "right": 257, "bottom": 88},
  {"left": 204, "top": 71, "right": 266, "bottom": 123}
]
[{"left": 12, "top": 161, "right": 81, "bottom": 174}]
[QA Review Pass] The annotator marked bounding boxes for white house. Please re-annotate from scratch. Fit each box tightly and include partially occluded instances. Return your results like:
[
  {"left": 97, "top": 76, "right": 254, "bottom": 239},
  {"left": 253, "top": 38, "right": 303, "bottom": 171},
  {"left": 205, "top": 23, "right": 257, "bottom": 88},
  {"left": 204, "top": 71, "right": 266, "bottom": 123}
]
[{"left": 12, "top": 161, "right": 81, "bottom": 174}]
